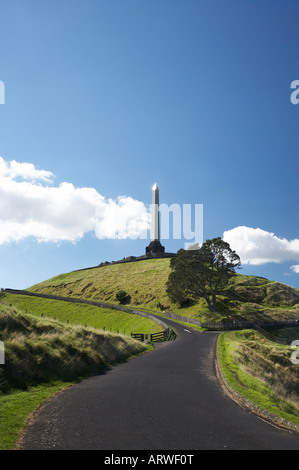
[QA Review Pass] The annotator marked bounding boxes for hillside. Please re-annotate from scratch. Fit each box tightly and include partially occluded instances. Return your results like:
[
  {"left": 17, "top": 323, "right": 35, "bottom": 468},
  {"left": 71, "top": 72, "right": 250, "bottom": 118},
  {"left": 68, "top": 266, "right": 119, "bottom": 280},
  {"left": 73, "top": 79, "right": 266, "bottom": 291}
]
[
  {"left": 28, "top": 258, "right": 170, "bottom": 308},
  {"left": 27, "top": 258, "right": 299, "bottom": 324}
]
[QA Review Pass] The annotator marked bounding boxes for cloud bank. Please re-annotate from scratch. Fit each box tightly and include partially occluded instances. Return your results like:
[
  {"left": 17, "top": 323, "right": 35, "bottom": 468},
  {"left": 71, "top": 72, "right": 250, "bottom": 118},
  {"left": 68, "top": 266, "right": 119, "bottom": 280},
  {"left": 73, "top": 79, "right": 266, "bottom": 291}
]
[
  {"left": 0, "top": 157, "right": 150, "bottom": 244},
  {"left": 223, "top": 226, "right": 299, "bottom": 266}
]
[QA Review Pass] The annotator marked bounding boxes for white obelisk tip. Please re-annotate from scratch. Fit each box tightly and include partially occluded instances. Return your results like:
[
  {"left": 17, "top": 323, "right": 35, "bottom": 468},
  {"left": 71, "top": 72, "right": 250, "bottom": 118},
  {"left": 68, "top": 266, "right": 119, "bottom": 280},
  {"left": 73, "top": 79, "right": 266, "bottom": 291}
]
[{"left": 151, "top": 183, "right": 160, "bottom": 241}]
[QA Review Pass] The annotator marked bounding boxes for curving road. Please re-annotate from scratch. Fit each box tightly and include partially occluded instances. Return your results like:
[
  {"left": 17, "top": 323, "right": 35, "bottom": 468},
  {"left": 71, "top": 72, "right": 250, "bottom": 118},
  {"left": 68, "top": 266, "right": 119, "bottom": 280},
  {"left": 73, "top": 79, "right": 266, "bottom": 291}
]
[{"left": 19, "top": 318, "right": 299, "bottom": 450}]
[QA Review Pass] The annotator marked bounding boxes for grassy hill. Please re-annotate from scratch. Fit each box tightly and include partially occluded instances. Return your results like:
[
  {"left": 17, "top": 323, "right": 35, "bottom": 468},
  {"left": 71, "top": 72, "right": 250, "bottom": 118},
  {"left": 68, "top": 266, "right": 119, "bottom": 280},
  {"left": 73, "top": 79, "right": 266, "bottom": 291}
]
[{"left": 26, "top": 258, "right": 299, "bottom": 324}]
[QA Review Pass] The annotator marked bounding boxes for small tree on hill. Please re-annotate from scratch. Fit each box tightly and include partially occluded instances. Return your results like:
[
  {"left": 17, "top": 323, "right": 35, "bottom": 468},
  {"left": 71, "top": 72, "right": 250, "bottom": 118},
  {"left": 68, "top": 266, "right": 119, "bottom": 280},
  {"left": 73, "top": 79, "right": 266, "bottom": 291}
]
[
  {"left": 115, "top": 289, "right": 128, "bottom": 305},
  {"left": 166, "top": 237, "right": 241, "bottom": 312}
]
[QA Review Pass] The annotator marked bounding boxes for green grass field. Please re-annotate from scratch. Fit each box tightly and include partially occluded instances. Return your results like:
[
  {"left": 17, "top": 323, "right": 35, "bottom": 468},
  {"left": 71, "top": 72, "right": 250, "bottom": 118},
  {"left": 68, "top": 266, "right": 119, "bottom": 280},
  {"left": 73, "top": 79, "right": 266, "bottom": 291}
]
[{"left": 1, "top": 292, "right": 163, "bottom": 335}]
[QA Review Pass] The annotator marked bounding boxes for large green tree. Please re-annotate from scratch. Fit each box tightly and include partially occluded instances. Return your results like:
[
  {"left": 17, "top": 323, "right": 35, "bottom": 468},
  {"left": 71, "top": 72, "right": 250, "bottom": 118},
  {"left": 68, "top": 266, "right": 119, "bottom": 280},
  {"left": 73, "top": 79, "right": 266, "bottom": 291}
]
[{"left": 166, "top": 237, "right": 241, "bottom": 312}]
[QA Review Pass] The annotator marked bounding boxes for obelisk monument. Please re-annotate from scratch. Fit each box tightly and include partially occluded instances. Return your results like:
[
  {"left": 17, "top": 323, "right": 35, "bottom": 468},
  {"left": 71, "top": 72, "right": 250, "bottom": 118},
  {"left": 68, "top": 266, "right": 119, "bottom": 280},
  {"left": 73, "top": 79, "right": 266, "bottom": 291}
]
[
  {"left": 151, "top": 183, "right": 160, "bottom": 241},
  {"left": 146, "top": 183, "right": 165, "bottom": 256}
]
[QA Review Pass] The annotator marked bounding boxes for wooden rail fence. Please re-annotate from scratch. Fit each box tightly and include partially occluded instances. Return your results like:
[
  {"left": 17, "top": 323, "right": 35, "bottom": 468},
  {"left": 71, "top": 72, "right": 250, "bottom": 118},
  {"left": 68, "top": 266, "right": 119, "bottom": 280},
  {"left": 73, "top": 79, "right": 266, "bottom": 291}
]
[
  {"left": 254, "top": 325, "right": 289, "bottom": 345},
  {"left": 131, "top": 328, "right": 175, "bottom": 343}
]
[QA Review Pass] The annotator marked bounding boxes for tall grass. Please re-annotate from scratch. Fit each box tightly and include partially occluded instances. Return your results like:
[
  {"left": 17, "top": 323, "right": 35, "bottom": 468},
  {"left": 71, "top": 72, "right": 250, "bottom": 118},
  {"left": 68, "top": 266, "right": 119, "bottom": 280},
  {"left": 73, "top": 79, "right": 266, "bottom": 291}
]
[
  {"left": 0, "top": 305, "right": 148, "bottom": 393},
  {"left": 218, "top": 330, "right": 299, "bottom": 426}
]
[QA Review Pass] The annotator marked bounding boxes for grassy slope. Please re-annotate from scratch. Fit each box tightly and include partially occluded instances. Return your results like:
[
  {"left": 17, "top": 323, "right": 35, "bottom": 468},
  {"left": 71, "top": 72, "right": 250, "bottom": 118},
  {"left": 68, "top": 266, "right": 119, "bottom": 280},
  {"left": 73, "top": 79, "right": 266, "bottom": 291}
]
[
  {"left": 27, "top": 258, "right": 299, "bottom": 324},
  {"left": 28, "top": 259, "right": 171, "bottom": 309},
  {"left": 0, "top": 304, "right": 150, "bottom": 449},
  {"left": 218, "top": 330, "right": 299, "bottom": 427},
  {"left": 1, "top": 292, "right": 162, "bottom": 335}
]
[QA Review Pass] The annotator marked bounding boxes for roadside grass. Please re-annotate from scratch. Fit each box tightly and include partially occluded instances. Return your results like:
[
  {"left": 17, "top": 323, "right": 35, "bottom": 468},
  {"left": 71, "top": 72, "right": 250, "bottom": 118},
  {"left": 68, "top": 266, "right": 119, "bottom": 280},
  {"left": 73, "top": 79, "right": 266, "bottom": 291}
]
[
  {"left": 0, "top": 381, "right": 73, "bottom": 450},
  {"left": 217, "top": 330, "right": 299, "bottom": 427},
  {"left": 1, "top": 292, "right": 162, "bottom": 335},
  {"left": 0, "top": 304, "right": 151, "bottom": 450}
]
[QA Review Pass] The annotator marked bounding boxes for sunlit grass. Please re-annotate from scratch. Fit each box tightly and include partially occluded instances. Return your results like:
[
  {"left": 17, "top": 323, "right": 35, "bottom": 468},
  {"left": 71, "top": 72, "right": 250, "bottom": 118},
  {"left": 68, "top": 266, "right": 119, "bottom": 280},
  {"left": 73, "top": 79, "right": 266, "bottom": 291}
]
[
  {"left": 2, "top": 292, "right": 162, "bottom": 335},
  {"left": 218, "top": 330, "right": 299, "bottom": 426},
  {"left": 25, "top": 258, "right": 299, "bottom": 324}
]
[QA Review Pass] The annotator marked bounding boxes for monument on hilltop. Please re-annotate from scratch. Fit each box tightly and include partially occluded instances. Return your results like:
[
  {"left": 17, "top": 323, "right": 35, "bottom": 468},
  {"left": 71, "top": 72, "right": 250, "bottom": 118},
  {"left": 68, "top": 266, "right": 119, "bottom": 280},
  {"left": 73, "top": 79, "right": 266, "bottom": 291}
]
[
  {"left": 145, "top": 183, "right": 166, "bottom": 256},
  {"left": 96, "top": 182, "right": 175, "bottom": 270}
]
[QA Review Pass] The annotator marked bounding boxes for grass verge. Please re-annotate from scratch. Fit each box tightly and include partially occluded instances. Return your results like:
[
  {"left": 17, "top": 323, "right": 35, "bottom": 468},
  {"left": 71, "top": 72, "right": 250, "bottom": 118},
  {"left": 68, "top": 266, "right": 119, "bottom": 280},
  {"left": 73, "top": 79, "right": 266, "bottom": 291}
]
[
  {"left": 0, "top": 381, "right": 74, "bottom": 450},
  {"left": 217, "top": 330, "right": 299, "bottom": 429}
]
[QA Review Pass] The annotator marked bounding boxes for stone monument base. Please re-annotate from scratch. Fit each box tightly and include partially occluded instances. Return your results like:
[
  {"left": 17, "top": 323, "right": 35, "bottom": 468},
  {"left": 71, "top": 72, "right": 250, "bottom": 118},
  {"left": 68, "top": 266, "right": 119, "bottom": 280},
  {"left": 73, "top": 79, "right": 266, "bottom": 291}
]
[{"left": 145, "top": 240, "right": 165, "bottom": 256}]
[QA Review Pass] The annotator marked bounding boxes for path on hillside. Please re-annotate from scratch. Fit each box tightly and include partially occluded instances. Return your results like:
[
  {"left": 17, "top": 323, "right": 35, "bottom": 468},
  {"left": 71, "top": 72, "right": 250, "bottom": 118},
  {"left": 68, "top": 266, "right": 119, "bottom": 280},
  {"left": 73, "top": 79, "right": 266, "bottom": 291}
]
[{"left": 19, "top": 318, "right": 299, "bottom": 450}]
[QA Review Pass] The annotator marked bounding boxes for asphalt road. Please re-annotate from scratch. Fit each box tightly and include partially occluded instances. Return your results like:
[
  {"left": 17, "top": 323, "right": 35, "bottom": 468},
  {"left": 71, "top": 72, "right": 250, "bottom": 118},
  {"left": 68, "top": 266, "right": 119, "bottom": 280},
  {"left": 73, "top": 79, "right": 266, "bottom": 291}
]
[{"left": 19, "top": 318, "right": 299, "bottom": 450}]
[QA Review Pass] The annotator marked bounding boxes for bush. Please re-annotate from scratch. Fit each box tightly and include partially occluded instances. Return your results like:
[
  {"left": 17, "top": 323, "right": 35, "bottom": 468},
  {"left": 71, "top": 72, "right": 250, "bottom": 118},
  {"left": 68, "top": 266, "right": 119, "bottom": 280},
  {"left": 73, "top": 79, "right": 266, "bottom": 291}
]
[{"left": 115, "top": 290, "right": 128, "bottom": 305}]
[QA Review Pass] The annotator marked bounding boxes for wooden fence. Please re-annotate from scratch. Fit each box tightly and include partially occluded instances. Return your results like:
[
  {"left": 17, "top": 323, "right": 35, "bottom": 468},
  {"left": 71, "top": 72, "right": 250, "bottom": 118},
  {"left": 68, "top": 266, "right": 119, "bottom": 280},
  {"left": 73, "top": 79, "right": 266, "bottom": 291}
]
[
  {"left": 131, "top": 328, "right": 175, "bottom": 343},
  {"left": 200, "top": 319, "right": 299, "bottom": 332},
  {"left": 254, "top": 325, "right": 289, "bottom": 345}
]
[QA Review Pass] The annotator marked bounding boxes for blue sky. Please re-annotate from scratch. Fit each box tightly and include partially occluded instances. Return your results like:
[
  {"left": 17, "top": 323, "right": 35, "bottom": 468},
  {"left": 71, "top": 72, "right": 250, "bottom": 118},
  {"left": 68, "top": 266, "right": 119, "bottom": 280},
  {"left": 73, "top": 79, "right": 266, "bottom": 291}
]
[{"left": 0, "top": 0, "right": 299, "bottom": 289}]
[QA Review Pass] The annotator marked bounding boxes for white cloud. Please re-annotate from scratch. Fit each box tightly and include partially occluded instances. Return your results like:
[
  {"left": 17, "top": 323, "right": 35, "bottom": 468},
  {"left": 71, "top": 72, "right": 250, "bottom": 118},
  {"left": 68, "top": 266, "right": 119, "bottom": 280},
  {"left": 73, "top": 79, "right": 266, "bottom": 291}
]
[
  {"left": 0, "top": 157, "right": 150, "bottom": 244},
  {"left": 290, "top": 265, "right": 299, "bottom": 274},
  {"left": 0, "top": 156, "right": 53, "bottom": 182},
  {"left": 223, "top": 226, "right": 299, "bottom": 266}
]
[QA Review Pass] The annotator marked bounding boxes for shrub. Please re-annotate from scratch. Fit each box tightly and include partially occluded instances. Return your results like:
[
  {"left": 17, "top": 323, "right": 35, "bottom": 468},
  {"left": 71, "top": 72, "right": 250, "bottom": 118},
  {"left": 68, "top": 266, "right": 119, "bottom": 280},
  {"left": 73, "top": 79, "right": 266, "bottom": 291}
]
[{"left": 115, "top": 290, "right": 128, "bottom": 304}]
